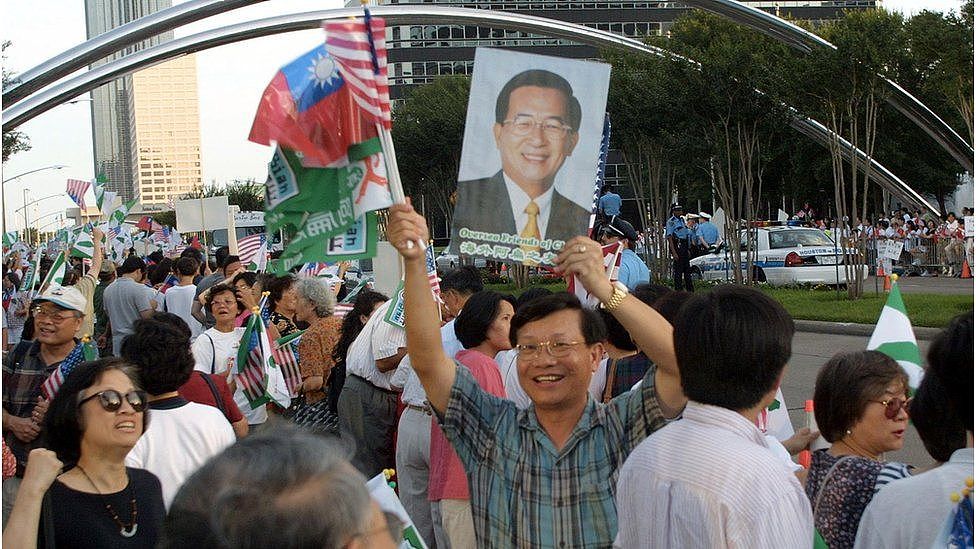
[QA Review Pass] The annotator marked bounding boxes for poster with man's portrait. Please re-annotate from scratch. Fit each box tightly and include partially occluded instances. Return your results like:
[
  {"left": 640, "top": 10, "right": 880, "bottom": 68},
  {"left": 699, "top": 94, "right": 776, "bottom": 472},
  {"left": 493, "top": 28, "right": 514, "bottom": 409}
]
[{"left": 449, "top": 48, "right": 611, "bottom": 267}]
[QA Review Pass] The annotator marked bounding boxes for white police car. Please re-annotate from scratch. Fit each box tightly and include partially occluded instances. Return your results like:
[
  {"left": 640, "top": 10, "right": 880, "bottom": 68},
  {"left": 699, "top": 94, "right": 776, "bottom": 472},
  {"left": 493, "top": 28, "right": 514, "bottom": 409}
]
[{"left": 689, "top": 226, "right": 868, "bottom": 285}]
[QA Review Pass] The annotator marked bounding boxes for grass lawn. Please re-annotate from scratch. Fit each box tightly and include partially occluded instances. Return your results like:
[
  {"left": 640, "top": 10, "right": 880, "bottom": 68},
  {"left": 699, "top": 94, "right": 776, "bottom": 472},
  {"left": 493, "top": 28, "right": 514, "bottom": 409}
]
[{"left": 487, "top": 280, "right": 971, "bottom": 327}]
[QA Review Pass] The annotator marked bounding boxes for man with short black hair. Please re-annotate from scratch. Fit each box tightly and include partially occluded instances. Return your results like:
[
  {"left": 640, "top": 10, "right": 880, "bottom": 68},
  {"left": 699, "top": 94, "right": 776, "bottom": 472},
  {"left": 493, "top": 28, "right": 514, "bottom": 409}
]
[
  {"left": 122, "top": 316, "right": 235, "bottom": 507},
  {"left": 390, "top": 202, "right": 684, "bottom": 547},
  {"left": 103, "top": 256, "right": 157, "bottom": 355},
  {"left": 615, "top": 285, "right": 812, "bottom": 547},
  {"left": 163, "top": 257, "right": 203, "bottom": 340}
]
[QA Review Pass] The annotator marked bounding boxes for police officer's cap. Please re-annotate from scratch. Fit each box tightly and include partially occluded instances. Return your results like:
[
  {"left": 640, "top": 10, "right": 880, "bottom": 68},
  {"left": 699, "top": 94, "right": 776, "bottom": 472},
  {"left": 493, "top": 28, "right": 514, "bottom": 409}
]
[
  {"left": 671, "top": 203, "right": 683, "bottom": 211},
  {"left": 606, "top": 217, "right": 639, "bottom": 242}
]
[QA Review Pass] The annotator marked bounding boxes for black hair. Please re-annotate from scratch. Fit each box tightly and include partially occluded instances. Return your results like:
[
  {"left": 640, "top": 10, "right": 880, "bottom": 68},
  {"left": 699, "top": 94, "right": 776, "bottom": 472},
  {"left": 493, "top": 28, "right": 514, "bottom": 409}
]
[
  {"left": 222, "top": 255, "right": 241, "bottom": 272},
  {"left": 509, "top": 293, "right": 606, "bottom": 346},
  {"left": 454, "top": 291, "right": 516, "bottom": 349},
  {"left": 495, "top": 69, "right": 583, "bottom": 132},
  {"left": 674, "top": 285, "right": 794, "bottom": 411},
  {"left": 265, "top": 275, "right": 296, "bottom": 311},
  {"left": 813, "top": 351, "right": 908, "bottom": 442},
  {"left": 148, "top": 250, "right": 164, "bottom": 264},
  {"left": 206, "top": 283, "right": 239, "bottom": 311},
  {"left": 233, "top": 271, "right": 258, "bottom": 288},
  {"left": 118, "top": 256, "right": 146, "bottom": 275},
  {"left": 331, "top": 290, "right": 389, "bottom": 367},
  {"left": 213, "top": 246, "right": 230, "bottom": 269},
  {"left": 910, "top": 370, "right": 967, "bottom": 462},
  {"left": 598, "top": 309, "right": 637, "bottom": 352},
  {"left": 43, "top": 358, "right": 146, "bottom": 466},
  {"left": 651, "top": 291, "right": 693, "bottom": 324},
  {"left": 180, "top": 246, "right": 204, "bottom": 264},
  {"left": 176, "top": 256, "right": 199, "bottom": 277},
  {"left": 632, "top": 283, "right": 671, "bottom": 306},
  {"left": 150, "top": 311, "right": 193, "bottom": 339},
  {"left": 149, "top": 257, "right": 173, "bottom": 287},
  {"left": 121, "top": 317, "right": 195, "bottom": 395},
  {"left": 926, "top": 310, "right": 973, "bottom": 431},
  {"left": 439, "top": 266, "right": 483, "bottom": 297},
  {"left": 514, "top": 287, "right": 553, "bottom": 311}
]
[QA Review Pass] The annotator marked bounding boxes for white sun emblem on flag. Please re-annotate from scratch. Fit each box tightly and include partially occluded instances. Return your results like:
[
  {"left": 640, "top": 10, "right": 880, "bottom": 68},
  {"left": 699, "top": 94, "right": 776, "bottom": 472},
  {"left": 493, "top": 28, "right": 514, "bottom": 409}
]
[{"left": 308, "top": 53, "right": 340, "bottom": 88}]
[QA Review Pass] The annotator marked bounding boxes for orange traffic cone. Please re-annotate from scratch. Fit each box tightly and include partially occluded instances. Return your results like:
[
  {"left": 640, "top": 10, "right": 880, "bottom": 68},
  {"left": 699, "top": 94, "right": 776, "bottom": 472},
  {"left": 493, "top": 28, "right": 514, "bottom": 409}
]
[
  {"left": 883, "top": 274, "right": 892, "bottom": 292},
  {"left": 963, "top": 260, "right": 972, "bottom": 279}
]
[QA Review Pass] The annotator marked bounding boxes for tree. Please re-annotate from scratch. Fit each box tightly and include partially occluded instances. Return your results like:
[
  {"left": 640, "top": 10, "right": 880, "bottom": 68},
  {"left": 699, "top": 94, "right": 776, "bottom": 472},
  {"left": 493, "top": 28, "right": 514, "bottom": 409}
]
[
  {"left": 179, "top": 179, "right": 263, "bottom": 211},
  {"left": 392, "top": 75, "right": 470, "bottom": 231},
  {"left": 2, "top": 41, "right": 30, "bottom": 163}
]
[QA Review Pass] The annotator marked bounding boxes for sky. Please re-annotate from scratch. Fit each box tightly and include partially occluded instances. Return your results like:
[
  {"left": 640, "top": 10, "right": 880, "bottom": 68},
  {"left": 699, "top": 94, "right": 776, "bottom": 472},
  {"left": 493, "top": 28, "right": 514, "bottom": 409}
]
[{"left": 0, "top": 0, "right": 967, "bottom": 233}]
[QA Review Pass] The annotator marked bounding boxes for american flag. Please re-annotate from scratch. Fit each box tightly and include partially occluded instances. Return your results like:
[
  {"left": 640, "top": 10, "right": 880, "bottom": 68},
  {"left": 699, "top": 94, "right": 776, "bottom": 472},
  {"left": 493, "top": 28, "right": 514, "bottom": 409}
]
[
  {"left": 65, "top": 179, "right": 91, "bottom": 210},
  {"left": 152, "top": 224, "right": 169, "bottom": 243},
  {"left": 324, "top": 10, "right": 391, "bottom": 129},
  {"left": 426, "top": 245, "right": 441, "bottom": 301},
  {"left": 41, "top": 342, "right": 95, "bottom": 400},
  {"left": 334, "top": 302, "right": 354, "bottom": 318},
  {"left": 271, "top": 342, "right": 302, "bottom": 397},
  {"left": 235, "top": 313, "right": 272, "bottom": 408},
  {"left": 237, "top": 233, "right": 266, "bottom": 265}
]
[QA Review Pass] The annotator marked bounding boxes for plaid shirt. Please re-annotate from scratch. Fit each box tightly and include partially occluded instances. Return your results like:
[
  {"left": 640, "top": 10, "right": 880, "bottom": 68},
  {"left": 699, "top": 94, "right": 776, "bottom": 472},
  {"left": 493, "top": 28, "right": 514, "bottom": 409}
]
[
  {"left": 2, "top": 341, "right": 66, "bottom": 473},
  {"left": 604, "top": 353, "right": 653, "bottom": 402},
  {"left": 440, "top": 362, "right": 669, "bottom": 548}
]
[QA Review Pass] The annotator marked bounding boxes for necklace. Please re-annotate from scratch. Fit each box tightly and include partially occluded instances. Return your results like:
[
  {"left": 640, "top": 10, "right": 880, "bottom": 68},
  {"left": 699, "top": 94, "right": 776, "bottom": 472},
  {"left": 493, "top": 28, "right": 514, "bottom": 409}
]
[{"left": 75, "top": 464, "right": 139, "bottom": 538}]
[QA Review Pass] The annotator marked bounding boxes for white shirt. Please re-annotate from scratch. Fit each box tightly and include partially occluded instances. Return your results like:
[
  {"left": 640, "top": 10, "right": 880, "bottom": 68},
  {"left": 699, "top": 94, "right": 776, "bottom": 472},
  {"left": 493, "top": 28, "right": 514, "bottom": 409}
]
[
  {"left": 614, "top": 401, "right": 813, "bottom": 548},
  {"left": 162, "top": 284, "right": 203, "bottom": 341},
  {"left": 192, "top": 327, "right": 267, "bottom": 425},
  {"left": 125, "top": 399, "right": 235, "bottom": 508},
  {"left": 345, "top": 300, "right": 406, "bottom": 391},
  {"left": 504, "top": 173, "right": 554, "bottom": 240},
  {"left": 854, "top": 447, "right": 975, "bottom": 549},
  {"left": 394, "top": 320, "right": 461, "bottom": 406}
]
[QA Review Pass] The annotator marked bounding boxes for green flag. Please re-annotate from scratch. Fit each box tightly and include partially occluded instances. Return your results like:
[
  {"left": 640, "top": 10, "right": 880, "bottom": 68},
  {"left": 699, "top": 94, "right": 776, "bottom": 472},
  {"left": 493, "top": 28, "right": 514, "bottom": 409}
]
[
  {"left": 275, "top": 212, "right": 379, "bottom": 274},
  {"left": 71, "top": 228, "right": 95, "bottom": 259},
  {"left": 111, "top": 198, "right": 138, "bottom": 224},
  {"left": 20, "top": 255, "right": 39, "bottom": 294},
  {"left": 2, "top": 231, "right": 17, "bottom": 248},
  {"left": 866, "top": 280, "right": 924, "bottom": 389},
  {"left": 39, "top": 253, "right": 67, "bottom": 289}
]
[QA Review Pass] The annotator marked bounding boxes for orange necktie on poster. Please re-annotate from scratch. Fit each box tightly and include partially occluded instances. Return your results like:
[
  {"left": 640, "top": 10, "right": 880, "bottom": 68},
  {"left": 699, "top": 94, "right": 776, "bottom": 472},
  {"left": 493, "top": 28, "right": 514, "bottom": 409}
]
[{"left": 521, "top": 201, "right": 541, "bottom": 264}]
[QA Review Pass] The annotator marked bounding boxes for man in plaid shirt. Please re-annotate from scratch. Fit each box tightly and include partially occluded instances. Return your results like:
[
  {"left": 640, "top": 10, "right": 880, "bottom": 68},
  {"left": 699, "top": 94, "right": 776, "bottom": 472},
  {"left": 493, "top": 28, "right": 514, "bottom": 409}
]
[
  {"left": 389, "top": 202, "right": 685, "bottom": 547},
  {"left": 2, "top": 286, "right": 87, "bottom": 525}
]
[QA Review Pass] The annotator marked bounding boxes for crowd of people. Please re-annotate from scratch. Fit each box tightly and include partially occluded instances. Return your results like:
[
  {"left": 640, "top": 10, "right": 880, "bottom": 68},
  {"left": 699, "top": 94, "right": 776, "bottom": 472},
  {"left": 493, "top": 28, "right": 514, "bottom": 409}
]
[{"left": 0, "top": 205, "right": 971, "bottom": 548}]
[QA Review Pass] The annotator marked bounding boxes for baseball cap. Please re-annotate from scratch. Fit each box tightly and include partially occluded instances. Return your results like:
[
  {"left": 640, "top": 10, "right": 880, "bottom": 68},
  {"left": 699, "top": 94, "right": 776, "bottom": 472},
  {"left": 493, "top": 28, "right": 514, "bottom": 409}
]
[
  {"left": 34, "top": 285, "right": 87, "bottom": 315},
  {"left": 606, "top": 217, "right": 639, "bottom": 242},
  {"left": 699, "top": 212, "right": 711, "bottom": 219}
]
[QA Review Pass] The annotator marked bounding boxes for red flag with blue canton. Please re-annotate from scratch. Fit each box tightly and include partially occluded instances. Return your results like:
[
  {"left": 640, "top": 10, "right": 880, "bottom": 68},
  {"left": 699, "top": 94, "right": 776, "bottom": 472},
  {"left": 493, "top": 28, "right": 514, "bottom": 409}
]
[{"left": 249, "top": 44, "right": 376, "bottom": 167}]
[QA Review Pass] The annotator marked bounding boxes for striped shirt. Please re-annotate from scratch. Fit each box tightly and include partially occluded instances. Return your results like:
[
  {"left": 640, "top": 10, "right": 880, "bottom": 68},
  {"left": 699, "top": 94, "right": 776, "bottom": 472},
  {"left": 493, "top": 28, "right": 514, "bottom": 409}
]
[
  {"left": 439, "top": 362, "right": 668, "bottom": 548},
  {"left": 614, "top": 402, "right": 814, "bottom": 548}
]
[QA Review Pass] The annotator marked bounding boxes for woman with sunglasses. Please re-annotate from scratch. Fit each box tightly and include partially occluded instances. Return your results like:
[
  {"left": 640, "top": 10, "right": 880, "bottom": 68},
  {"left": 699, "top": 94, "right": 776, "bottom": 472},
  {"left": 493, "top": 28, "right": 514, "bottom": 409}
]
[
  {"left": 3, "top": 358, "right": 165, "bottom": 548},
  {"left": 805, "top": 350, "right": 913, "bottom": 549}
]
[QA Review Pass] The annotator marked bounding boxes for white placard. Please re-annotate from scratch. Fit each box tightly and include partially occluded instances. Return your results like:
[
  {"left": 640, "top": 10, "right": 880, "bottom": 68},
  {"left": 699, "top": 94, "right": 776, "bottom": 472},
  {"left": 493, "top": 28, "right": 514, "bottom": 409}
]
[{"left": 174, "top": 196, "right": 230, "bottom": 232}]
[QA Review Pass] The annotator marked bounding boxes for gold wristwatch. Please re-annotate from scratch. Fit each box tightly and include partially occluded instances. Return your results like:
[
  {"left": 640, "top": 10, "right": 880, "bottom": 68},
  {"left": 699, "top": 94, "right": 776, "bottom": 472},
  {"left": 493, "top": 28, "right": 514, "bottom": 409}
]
[{"left": 601, "top": 281, "right": 629, "bottom": 311}]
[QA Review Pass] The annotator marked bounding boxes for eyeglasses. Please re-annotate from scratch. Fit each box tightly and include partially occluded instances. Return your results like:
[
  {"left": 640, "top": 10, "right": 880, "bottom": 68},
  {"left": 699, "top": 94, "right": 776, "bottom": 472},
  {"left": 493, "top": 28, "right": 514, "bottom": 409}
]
[
  {"left": 502, "top": 115, "right": 573, "bottom": 138},
  {"left": 870, "top": 397, "right": 911, "bottom": 420},
  {"left": 211, "top": 299, "right": 238, "bottom": 307},
  {"left": 515, "top": 340, "right": 583, "bottom": 360},
  {"left": 78, "top": 389, "right": 148, "bottom": 413},
  {"left": 32, "top": 307, "right": 79, "bottom": 322}
]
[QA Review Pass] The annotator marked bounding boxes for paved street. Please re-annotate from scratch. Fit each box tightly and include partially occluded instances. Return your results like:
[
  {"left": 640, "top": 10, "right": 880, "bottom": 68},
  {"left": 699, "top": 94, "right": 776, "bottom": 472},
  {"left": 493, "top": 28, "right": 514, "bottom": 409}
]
[
  {"left": 880, "top": 275, "right": 974, "bottom": 295},
  {"left": 782, "top": 331, "right": 936, "bottom": 470}
]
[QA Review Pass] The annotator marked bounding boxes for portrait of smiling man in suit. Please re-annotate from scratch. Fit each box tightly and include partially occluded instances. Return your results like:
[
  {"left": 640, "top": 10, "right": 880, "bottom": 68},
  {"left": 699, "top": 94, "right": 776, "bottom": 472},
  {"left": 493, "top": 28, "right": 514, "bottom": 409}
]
[{"left": 450, "top": 51, "right": 609, "bottom": 266}]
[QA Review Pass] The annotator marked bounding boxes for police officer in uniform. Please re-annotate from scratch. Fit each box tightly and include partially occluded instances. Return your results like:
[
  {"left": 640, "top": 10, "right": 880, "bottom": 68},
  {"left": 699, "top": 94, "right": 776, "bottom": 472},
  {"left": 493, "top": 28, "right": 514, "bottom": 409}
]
[{"left": 666, "top": 204, "right": 695, "bottom": 292}]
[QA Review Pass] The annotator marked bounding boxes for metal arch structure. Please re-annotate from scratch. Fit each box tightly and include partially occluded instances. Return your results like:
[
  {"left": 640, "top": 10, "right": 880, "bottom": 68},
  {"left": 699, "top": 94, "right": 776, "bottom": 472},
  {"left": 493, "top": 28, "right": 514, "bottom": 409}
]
[
  {"left": 0, "top": 5, "right": 939, "bottom": 214},
  {"left": 4, "top": 0, "right": 971, "bottom": 174}
]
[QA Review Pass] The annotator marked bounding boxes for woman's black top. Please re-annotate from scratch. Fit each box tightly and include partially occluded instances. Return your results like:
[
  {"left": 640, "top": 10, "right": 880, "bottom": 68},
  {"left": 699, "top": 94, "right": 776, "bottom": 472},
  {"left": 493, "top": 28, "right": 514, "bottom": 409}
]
[{"left": 38, "top": 467, "right": 165, "bottom": 549}]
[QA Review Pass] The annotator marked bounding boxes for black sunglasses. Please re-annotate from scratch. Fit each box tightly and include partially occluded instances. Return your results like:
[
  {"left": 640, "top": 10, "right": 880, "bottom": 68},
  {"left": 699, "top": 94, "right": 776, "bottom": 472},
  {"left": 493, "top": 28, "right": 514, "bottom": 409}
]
[{"left": 78, "top": 389, "right": 149, "bottom": 413}]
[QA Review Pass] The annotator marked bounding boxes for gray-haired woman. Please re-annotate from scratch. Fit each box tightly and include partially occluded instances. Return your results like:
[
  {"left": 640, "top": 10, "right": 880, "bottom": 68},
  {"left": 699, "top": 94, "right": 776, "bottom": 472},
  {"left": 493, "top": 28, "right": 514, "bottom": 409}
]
[{"left": 293, "top": 277, "right": 342, "bottom": 404}]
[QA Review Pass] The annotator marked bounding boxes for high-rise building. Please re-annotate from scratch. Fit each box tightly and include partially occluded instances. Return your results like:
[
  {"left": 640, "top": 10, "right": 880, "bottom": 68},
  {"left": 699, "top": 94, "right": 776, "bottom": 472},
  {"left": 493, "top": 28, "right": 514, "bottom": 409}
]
[{"left": 84, "top": 0, "right": 202, "bottom": 206}]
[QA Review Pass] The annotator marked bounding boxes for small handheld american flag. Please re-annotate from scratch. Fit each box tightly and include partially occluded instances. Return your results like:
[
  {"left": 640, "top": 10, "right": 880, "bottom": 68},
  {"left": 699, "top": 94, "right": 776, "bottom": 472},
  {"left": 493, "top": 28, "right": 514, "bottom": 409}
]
[
  {"left": 40, "top": 340, "right": 98, "bottom": 400},
  {"left": 425, "top": 245, "right": 441, "bottom": 301}
]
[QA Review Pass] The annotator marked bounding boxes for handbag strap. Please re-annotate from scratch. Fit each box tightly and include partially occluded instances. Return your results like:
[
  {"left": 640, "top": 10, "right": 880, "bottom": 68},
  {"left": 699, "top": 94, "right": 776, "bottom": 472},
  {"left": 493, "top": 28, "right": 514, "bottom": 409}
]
[
  {"left": 198, "top": 372, "right": 227, "bottom": 417},
  {"left": 813, "top": 455, "right": 854, "bottom": 522}
]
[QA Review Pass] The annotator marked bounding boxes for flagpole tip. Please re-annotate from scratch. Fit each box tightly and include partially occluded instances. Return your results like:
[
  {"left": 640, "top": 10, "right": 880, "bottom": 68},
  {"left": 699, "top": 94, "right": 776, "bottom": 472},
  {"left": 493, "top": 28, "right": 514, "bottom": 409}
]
[{"left": 890, "top": 273, "right": 899, "bottom": 282}]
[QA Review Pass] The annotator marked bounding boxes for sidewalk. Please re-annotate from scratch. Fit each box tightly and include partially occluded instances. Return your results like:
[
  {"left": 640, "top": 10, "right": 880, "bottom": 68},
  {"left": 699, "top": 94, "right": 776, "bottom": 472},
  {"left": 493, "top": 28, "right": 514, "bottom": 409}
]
[{"left": 795, "top": 319, "right": 942, "bottom": 340}]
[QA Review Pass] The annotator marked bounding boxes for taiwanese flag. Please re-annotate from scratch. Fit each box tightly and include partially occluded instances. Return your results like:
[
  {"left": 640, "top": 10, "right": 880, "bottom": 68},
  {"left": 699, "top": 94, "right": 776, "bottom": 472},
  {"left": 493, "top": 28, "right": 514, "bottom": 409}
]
[{"left": 249, "top": 44, "right": 376, "bottom": 167}]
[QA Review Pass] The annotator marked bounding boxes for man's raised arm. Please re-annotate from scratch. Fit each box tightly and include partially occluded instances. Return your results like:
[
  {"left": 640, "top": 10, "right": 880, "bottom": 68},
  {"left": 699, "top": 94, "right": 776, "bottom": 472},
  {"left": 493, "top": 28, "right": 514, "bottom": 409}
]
[
  {"left": 555, "top": 236, "right": 686, "bottom": 416},
  {"left": 388, "top": 201, "right": 456, "bottom": 413}
]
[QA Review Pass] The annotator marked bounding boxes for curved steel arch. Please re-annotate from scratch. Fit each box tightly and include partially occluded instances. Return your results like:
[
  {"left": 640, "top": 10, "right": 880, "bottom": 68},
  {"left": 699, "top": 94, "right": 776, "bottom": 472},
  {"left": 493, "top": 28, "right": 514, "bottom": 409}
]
[
  {"left": 5, "top": 0, "right": 970, "bottom": 173},
  {"left": 0, "top": 5, "right": 939, "bottom": 214}
]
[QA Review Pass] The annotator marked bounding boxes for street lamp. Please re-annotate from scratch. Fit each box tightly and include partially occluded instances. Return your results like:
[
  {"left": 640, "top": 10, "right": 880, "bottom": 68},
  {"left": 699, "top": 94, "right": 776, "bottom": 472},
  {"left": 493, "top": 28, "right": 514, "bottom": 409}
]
[
  {"left": 2, "top": 164, "right": 68, "bottom": 236},
  {"left": 15, "top": 193, "right": 65, "bottom": 246}
]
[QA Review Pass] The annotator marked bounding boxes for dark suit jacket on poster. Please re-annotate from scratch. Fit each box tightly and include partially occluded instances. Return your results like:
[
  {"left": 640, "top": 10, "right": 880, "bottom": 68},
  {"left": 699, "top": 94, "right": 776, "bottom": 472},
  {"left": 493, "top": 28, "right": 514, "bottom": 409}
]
[{"left": 450, "top": 171, "right": 590, "bottom": 254}]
